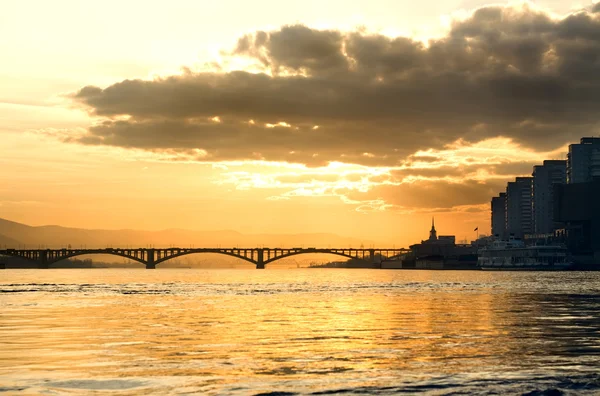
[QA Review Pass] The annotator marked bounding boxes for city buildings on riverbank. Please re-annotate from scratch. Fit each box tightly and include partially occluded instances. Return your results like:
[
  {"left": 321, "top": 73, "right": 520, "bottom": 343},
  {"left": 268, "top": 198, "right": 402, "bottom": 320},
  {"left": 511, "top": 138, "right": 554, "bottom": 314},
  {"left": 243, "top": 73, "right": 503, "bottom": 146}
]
[{"left": 490, "top": 137, "right": 600, "bottom": 265}]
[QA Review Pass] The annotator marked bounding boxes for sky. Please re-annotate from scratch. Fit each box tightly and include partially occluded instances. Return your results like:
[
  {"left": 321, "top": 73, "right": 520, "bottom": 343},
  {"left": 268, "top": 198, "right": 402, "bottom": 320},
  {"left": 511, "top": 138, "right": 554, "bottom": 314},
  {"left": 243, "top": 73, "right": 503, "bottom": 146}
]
[{"left": 1, "top": 0, "right": 599, "bottom": 246}]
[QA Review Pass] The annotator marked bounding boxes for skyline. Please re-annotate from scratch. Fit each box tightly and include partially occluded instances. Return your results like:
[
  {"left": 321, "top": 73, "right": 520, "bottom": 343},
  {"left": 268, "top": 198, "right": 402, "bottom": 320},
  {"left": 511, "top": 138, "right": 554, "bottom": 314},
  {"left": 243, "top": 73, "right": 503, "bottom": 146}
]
[{"left": 2, "top": 0, "right": 600, "bottom": 246}]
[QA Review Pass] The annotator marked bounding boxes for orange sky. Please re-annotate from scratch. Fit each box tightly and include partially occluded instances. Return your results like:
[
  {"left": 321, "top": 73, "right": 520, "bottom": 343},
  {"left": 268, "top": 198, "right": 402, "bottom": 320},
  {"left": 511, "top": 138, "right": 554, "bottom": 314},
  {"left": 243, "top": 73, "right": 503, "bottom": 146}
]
[{"left": 1, "top": 0, "right": 597, "bottom": 247}]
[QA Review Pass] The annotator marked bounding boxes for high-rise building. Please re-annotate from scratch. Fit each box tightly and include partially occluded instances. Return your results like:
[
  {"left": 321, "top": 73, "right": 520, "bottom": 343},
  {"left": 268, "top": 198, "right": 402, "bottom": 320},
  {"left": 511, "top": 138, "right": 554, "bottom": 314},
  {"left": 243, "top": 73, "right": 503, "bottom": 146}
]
[
  {"left": 554, "top": 178, "right": 600, "bottom": 261},
  {"left": 491, "top": 193, "right": 506, "bottom": 238},
  {"left": 505, "top": 177, "right": 533, "bottom": 238},
  {"left": 532, "top": 160, "right": 566, "bottom": 234},
  {"left": 567, "top": 137, "right": 600, "bottom": 184}
]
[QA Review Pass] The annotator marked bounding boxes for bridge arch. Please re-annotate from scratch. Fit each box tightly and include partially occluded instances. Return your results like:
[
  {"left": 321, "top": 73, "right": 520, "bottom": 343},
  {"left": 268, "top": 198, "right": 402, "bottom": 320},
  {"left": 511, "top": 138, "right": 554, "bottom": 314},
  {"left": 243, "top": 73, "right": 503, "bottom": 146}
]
[
  {"left": 153, "top": 250, "right": 258, "bottom": 267},
  {"left": 0, "top": 250, "right": 148, "bottom": 267},
  {"left": 50, "top": 251, "right": 147, "bottom": 266},
  {"left": 263, "top": 250, "right": 359, "bottom": 266}
]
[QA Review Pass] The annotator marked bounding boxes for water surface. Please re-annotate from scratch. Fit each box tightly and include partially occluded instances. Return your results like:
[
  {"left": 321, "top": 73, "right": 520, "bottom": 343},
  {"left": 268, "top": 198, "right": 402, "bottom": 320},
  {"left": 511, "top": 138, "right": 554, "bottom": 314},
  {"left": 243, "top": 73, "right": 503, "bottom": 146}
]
[{"left": 1, "top": 269, "right": 600, "bottom": 395}]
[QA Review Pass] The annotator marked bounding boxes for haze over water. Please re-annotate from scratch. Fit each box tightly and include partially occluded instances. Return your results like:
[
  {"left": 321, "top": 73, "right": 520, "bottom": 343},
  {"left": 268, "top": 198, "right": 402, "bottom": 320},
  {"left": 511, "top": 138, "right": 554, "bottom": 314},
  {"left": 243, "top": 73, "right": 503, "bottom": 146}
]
[{"left": 2, "top": 269, "right": 600, "bottom": 395}]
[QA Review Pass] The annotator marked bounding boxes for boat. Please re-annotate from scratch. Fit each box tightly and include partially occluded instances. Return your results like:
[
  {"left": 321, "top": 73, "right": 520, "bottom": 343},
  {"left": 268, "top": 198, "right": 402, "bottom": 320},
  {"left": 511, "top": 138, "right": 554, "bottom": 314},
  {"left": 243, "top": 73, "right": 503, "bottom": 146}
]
[{"left": 477, "top": 238, "right": 573, "bottom": 270}]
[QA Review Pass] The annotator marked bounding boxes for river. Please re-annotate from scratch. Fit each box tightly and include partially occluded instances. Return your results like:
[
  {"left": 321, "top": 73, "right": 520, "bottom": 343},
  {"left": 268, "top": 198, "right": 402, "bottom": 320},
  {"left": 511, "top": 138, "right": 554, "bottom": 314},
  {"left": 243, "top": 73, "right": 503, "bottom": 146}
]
[{"left": 1, "top": 269, "right": 600, "bottom": 395}]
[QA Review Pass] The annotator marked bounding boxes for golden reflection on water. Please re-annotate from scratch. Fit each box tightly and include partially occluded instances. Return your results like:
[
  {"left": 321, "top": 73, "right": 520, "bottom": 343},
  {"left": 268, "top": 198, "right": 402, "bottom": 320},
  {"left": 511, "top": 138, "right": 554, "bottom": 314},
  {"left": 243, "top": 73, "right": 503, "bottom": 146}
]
[{"left": 1, "top": 269, "right": 600, "bottom": 394}]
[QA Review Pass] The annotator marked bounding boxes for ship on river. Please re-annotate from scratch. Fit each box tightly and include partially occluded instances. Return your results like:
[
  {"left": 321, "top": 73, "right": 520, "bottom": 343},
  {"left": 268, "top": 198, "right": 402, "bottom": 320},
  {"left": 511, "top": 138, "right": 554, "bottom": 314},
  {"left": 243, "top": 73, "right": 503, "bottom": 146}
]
[{"left": 477, "top": 238, "right": 572, "bottom": 270}]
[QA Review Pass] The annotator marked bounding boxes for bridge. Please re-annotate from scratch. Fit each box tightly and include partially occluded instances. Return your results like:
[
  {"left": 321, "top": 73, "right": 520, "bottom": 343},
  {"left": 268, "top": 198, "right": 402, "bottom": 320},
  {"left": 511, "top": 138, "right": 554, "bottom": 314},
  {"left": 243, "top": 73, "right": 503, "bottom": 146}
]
[{"left": 0, "top": 247, "right": 410, "bottom": 269}]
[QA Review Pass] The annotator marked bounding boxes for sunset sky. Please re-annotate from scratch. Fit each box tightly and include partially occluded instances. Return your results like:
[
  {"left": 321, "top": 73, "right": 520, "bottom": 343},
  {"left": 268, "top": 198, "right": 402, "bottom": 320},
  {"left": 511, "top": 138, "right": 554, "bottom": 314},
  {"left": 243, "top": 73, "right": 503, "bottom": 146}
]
[{"left": 1, "top": 0, "right": 599, "bottom": 247}]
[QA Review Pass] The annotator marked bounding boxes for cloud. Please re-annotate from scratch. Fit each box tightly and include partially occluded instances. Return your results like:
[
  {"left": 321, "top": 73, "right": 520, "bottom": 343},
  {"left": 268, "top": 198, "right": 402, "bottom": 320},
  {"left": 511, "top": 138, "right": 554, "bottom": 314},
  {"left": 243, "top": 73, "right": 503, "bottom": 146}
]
[
  {"left": 69, "top": 2, "right": 600, "bottom": 168},
  {"left": 211, "top": 146, "right": 538, "bottom": 214},
  {"left": 343, "top": 179, "right": 507, "bottom": 209},
  {"left": 235, "top": 25, "right": 348, "bottom": 74},
  {"left": 490, "top": 161, "right": 539, "bottom": 176}
]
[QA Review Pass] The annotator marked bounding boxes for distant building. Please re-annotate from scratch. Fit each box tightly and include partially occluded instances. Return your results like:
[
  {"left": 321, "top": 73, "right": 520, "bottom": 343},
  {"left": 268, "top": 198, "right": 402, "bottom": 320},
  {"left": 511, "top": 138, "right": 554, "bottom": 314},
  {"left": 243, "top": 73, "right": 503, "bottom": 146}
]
[
  {"left": 532, "top": 160, "right": 566, "bottom": 234},
  {"left": 417, "top": 218, "right": 455, "bottom": 247},
  {"left": 505, "top": 177, "right": 533, "bottom": 238},
  {"left": 438, "top": 235, "right": 456, "bottom": 244},
  {"left": 406, "top": 218, "right": 476, "bottom": 269},
  {"left": 491, "top": 193, "right": 506, "bottom": 238},
  {"left": 567, "top": 137, "right": 600, "bottom": 184}
]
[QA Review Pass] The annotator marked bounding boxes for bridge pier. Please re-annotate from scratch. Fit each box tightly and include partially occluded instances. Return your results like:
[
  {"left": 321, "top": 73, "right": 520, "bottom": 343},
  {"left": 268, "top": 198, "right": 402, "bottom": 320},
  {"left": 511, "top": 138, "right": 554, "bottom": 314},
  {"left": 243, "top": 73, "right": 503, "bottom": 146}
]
[
  {"left": 256, "top": 248, "right": 265, "bottom": 269},
  {"left": 146, "top": 249, "right": 156, "bottom": 269},
  {"left": 39, "top": 250, "right": 49, "bottom": 269},
  {"left": 369, "top": 248, "right": 377, "bottom": 268}
]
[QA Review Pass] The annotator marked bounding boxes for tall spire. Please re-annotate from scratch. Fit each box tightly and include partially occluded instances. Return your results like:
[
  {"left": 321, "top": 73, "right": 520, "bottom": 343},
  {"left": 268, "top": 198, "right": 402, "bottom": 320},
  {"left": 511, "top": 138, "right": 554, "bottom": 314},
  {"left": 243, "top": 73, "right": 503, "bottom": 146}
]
[{"left": 429, "top": 217, "right": 438, "bottom": 241}]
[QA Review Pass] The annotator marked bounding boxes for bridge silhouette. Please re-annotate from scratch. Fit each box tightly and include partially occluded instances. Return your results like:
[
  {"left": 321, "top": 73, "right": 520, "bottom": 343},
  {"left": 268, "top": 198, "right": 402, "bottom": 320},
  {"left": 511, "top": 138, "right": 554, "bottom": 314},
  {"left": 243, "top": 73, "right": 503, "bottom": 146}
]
[{"left": 0, "top": 247, "right": 409, "bottom": 269}]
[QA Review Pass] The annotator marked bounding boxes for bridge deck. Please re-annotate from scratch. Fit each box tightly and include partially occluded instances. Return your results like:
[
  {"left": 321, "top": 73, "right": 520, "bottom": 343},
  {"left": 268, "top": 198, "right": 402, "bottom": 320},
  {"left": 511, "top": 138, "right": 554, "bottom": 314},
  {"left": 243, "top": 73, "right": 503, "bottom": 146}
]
[{"left": 0, "top": 247, "right": 410, "bottom": 269}]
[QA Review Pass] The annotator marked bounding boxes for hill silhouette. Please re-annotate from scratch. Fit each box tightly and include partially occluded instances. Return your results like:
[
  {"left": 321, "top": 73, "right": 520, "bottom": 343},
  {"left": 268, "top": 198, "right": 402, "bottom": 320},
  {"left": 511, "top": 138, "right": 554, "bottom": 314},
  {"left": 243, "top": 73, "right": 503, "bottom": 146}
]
[{"left": 0, "top": 217, "right": 375, "bottom": 249}]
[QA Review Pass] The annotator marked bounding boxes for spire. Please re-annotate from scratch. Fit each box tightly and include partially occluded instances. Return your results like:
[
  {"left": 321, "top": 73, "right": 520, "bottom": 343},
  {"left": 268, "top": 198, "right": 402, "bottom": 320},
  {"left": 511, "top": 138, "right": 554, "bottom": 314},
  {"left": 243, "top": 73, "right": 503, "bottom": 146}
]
[{"left": 429, "top": 217, "right": 438, "bottom": 241}]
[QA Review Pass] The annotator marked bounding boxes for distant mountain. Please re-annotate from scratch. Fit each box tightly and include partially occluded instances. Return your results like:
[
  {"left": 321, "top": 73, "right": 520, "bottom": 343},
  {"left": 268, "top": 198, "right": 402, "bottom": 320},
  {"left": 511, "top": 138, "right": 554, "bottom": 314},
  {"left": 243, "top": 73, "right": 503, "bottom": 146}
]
[
  {"left": 0, "top": 232, "right": 21, "bottom": 247},
  {"left": 0, "top": 217, "right": 374, "bottom": 249}
]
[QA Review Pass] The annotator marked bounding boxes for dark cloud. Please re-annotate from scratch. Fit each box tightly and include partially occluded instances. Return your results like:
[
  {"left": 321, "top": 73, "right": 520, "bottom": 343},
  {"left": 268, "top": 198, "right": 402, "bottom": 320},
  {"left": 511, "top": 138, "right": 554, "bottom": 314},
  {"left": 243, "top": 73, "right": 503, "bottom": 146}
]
[
  {"left": 345, "top": 179, "right": 507, "bottom": 209},
  {"left": 363, "top": 160, "right": 540, "bottom": 187},
  {"left": 491, "top": 161, "right": 539, "bottom": 176},
  {"left": 72, "top": 4, "right": 600, "bottom": 166},
  {"left": 236, "top": 25, "right": 348, "bottom": 74}
]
